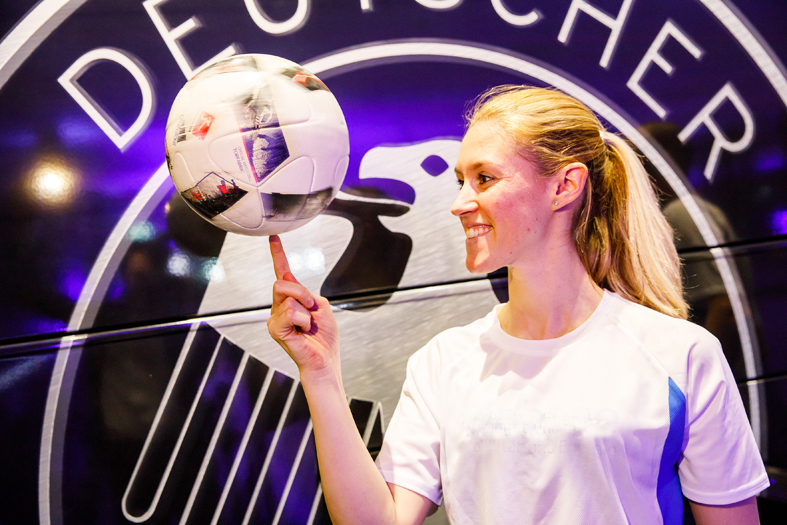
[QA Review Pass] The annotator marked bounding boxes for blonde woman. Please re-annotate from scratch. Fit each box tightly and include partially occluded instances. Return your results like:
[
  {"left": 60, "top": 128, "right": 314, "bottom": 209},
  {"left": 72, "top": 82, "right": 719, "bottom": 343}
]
[{"left": 267, "top": 86, "right": 768, "bottom": 524}]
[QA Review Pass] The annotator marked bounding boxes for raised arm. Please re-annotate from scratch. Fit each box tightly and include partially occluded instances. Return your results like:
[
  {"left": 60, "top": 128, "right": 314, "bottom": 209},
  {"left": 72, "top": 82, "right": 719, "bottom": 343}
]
[{"left": 266, "top": 235, "right": 436, "bottom": 524}]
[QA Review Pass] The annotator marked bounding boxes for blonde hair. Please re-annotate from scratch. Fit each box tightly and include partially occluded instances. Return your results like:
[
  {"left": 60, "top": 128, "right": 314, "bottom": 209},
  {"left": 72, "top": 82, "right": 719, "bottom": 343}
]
[{"left": 467, "top": 85, "right": 688, "bottom": 319}]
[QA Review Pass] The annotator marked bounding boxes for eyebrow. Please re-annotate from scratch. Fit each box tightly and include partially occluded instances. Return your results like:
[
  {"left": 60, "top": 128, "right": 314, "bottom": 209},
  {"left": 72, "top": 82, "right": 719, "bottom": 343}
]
[{"left": 455, "top": 161, "right": 489, "bottom": 176}]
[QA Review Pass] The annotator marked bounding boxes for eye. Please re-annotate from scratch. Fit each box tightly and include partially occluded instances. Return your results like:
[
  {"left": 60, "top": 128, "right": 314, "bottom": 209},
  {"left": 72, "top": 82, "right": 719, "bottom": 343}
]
[
  {"left": 455, "top": 178, "right": 464, "bottom": 189},
  {"left": 478, "top": 174, "right": 493, "bottom": 185}
]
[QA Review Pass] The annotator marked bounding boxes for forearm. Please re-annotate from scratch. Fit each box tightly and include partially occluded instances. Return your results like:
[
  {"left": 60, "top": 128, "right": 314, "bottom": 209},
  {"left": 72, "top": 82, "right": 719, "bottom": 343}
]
[
  {"left": 267, "top": 237, "right": 427, "bottom": 523},
  {"left": 689, "top": 496, "right": 759, "bottom": 525},
  {"left": 300, "top": 365, "right": 399, "bottom": 525}
]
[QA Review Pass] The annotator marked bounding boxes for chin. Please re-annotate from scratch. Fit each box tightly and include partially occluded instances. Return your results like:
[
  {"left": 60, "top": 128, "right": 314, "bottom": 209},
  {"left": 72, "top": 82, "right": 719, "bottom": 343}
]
[{"left": 465, "top": 256, "right": 498, "bottom": 275}]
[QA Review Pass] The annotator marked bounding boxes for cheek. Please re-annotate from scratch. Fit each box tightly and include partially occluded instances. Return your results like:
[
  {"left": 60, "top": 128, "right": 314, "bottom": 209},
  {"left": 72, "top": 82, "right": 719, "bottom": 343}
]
[
  {"left": 499, "top": 201, "right": 532, "bottom": 227},
  {"left": 498, "top": 200, "right": 546, "bottom": 239}
]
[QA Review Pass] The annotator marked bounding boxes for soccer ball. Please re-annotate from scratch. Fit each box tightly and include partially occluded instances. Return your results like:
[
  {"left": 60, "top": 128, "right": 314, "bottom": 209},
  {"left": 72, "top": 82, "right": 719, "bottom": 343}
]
[{"left": 165, "top": 54, "right": 349, "bottom": 236}]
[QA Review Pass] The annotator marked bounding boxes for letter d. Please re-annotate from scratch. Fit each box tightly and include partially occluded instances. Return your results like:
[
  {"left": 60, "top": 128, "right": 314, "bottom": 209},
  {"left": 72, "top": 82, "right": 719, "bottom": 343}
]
[{"left": 59, "top": 48, "right": 155, "bottom": 151}]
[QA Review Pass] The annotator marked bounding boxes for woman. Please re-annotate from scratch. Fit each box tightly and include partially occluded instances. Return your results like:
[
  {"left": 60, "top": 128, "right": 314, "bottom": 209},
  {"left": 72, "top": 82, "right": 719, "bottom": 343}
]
[{"left": 267, "top": 86, "right": 768, "bottom": 524}]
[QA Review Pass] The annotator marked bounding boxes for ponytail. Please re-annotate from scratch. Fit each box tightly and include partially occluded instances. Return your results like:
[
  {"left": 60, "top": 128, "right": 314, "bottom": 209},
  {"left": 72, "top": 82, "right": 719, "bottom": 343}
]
[
  {"left": 576, "top": 132, "right": 687, "bottom": 319},
  {"left": 468, "top": 86, "right": 688, "bottom": 319}
]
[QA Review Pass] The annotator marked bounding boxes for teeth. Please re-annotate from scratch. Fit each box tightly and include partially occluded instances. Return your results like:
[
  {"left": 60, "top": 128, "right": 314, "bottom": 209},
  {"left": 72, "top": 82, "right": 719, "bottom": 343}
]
[{"left": 465, "top": 225, "right": 491, "bottom": 239}]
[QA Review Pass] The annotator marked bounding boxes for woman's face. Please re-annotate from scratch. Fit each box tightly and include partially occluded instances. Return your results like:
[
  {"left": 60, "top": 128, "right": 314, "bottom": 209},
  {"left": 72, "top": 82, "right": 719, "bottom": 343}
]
[{"left": 451, "top": 121, "right": 556, "bottom": 274}]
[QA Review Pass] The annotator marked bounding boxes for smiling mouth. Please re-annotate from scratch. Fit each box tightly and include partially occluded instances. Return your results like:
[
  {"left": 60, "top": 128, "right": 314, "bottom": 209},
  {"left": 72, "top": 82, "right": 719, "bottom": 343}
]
[{"left": 465, "top": 225, "right": 491, "bottom": 239}]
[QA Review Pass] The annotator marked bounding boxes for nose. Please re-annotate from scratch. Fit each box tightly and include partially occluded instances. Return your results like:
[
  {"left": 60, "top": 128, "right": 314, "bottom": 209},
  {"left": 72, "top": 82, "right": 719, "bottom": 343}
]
[{"left": 451, "top": 181, "right": 478, "bottom": 217}]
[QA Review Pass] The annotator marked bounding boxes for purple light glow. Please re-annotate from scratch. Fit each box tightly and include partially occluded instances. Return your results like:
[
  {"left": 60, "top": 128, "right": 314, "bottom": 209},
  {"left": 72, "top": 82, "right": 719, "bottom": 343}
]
[
  {"left": 58, "top": 116, "right": 104, "bottom": 147},
  {"left": 60, "top": 267, "right": 86, "bottom": 302},
  {"left": 107, "top": 279, "right": 125, "bottom": 300},
  {"left": 754, "top": 150, "right": 786, "bottom": 174},
  {"left": 770, "top": 209, "right": 787, "bottom": 235},
  {"left": 25, "top": 317, "right": 68, "bottom": 335},
  {"left": 0, "top": 129, "right": 37, "bottom": 149}
]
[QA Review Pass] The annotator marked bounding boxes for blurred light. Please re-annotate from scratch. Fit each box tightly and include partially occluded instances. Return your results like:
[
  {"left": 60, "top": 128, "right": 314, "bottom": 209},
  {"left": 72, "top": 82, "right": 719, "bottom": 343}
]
[
  {"left": 771, "top": 209, "right": 787, "bottom": 235},
  {"left": 0, "top": 359, "right": 43, "bottom": 393},
  {"left": 60, "top": 268, "right": 85, "bottom": 302},
  {"left": 26, "top": 317, "right": 68, "bottom": 335},
  {"left": 0, "top": 129, "right": 36, "bottom": 149},
  {"left": 107, "top": 279, "right": 126, "bottom": 300},
  {"left": 200, "top": 258, "right": 225, "bottom": 283},
  {"left": 289, "top": 246, "right": 325, "bottom": 278},
  {"left": 757, "top": 185, "right": 774, "bottom": 201},
  {"left": 27, "top": 159, "right": 78, "bottom": 207},
  {"left": 127, "top": 221, "right": 157, "bottom": 242},
  {"left": 58, "top": 116, "right": 103, "bottom": 147},
  {"left": 167, "top": 252, "right": 191, "bottom": 277},
  {"left": 755, "top": 150, "right": 786, "bottom": 174}
]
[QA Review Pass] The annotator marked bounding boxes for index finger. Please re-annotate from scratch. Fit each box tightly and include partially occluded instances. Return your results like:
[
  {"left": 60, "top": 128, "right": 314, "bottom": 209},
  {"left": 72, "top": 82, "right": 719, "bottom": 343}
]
[{"left": 269, "top": 235, "right": 292, "bottom": 281}]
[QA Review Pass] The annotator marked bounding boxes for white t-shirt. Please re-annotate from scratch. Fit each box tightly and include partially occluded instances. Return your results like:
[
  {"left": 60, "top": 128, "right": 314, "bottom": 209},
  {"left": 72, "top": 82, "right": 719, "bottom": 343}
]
[{"left": 376, "top": 291, "right": 769, "bottom": 524}]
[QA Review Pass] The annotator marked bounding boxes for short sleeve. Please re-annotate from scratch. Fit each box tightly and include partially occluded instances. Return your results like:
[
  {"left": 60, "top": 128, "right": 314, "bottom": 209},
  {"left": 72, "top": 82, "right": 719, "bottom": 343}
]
[
  {"left": 375, "top": 346, "right": 443, "bottom": 505},
  {"left": 678, "top": 334, "right": 769, "bottom": 504}
]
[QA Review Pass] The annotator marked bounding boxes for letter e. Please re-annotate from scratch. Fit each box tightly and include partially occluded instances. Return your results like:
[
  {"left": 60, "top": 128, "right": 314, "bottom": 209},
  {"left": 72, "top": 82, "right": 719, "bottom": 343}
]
[
  {"left": 627, "top": 20, "right": 703, "bottom": 118},
  {"left": 144, "top": 0, "right": 239, "bottom": 78}
]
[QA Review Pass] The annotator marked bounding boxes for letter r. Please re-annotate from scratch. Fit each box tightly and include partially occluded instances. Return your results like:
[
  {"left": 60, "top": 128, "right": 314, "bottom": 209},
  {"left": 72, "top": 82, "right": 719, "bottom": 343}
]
[{"left": 678, "top": 83, "right": 755, "bottom": 182}]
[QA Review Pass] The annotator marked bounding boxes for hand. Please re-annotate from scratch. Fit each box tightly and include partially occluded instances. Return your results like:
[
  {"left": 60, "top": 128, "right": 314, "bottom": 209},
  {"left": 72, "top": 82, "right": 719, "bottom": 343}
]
[{"left": 267, "top": 235, "right": 340, "bottom": 377}]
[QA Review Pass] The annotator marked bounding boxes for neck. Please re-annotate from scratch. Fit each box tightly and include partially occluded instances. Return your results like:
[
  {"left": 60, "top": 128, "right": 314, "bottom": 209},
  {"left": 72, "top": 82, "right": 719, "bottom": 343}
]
[{"left": 499, "top": 247, "right": 603, "bottom": 340}]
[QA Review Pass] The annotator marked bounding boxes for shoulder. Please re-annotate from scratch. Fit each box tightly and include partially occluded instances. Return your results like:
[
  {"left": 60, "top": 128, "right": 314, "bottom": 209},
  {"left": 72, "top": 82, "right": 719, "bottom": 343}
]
[
  {"left": 406, "top": 307, "right": 496, "bottom": 373},
  {"left": 605, "top": 292, "right": 716, "bottom": 348},
  {"left": 602, "top": 293, "right": 724, "bottom": 383}
]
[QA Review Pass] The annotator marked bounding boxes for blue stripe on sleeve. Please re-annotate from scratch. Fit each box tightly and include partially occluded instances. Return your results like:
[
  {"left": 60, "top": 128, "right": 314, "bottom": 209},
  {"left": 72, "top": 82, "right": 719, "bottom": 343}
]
[{"left": 657, "top": 377, "right": 687, "bottom": 524}]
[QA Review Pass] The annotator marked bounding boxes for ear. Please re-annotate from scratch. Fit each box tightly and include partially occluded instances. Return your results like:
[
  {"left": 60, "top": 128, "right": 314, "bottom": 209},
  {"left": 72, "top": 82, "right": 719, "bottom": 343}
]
[{"left": 551, "top": 162, "right": 588, "bottom": 210}]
